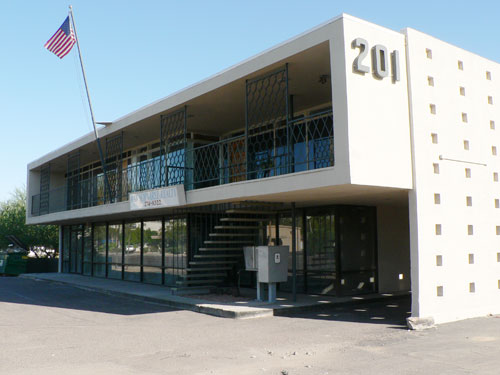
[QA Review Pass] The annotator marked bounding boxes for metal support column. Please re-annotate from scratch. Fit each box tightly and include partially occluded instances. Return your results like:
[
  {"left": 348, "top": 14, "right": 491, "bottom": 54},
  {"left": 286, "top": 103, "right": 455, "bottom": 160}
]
[
  {"left": 291, "top": 202, "right": 297, "bottom": 302},
  {"left": 58, "top": 226, "right": 63, "bottom": 273}
]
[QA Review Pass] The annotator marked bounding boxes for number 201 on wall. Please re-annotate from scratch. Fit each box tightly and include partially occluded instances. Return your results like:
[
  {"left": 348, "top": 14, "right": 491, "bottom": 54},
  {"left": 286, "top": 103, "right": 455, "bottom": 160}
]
[{"left": 352, "top": 38, "right": 400, "bottom": 83}]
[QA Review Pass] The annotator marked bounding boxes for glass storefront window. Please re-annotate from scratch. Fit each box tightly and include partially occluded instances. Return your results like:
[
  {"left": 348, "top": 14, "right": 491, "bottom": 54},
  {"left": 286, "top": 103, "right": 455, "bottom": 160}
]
[
  {"left": 107, "top": 223, "right": 123, "bottom": 279},
  {"left": 165, "top": 217, "right": 187, "bottom": 286},
  {"left": 124, "top": 222, "right": 141, "bottom": 281},
  {"left": 143, "top": 220, "right": 162, "bottom": 285},
  {"left": 62, "top": 226, "right": 70, "bottom": 273},
  {"left": 93, "top": 224, "right": 106, "bottom": 277},
  {"left": 83, "top": 225, "right": 92, "bottom": 275},
  {"left": 305, "top": 209, "right": 336, "bottom": 295}
]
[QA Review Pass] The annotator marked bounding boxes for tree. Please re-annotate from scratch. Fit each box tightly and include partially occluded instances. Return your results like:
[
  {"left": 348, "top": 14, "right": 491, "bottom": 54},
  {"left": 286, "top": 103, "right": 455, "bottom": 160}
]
[{"left": 0, "top": 187, "right": 58, "bottom": 256}]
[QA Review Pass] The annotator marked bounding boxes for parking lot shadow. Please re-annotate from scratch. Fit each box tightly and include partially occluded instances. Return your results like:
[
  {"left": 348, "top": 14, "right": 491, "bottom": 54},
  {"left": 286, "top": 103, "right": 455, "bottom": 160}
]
[
  {"left": 0, "top": 276, "right": 178, "bottom": 316},
  {"left": 276, "top": 295, "right": 411, "bottom": 328}
]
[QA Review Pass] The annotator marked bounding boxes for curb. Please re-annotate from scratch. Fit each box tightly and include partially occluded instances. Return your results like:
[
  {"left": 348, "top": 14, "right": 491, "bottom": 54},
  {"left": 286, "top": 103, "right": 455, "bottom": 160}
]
[{"left": 19, "top": 274, "right": 272, "bottom": 319}]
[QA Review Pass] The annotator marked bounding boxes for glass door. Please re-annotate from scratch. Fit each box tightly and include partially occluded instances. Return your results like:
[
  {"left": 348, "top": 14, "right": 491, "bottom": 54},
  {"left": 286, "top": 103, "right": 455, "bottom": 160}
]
[
  {"left": 337, "top": 206, "right": 377, "bottom": 295},
  {"left": 305, "top": 208, "right": 337, "bottom": 295}
]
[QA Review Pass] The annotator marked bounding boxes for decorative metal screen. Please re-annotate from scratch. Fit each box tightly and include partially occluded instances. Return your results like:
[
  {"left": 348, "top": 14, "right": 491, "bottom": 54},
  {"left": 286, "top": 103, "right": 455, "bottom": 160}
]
[
  {"left": 39, "top": 164, "right": 50, "bottom": 215},
  {"left": 66, "top": 152, "right": 80, "bottom": 210},
  {"left": 160, "top": 108, "right": 186, "bottom": 187},
  {"left": 105, "top": 133, "right": 123, "bottom": 202},
  {"left": 246, "top": 66, "right": 289, "bottom": 180}
]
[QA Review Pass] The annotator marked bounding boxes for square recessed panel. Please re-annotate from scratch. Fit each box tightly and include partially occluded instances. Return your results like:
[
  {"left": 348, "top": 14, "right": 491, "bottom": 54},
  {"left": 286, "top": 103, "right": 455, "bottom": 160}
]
[
  {"left": 436, "top": 255, "right": 443, "bottom": 266},
  {"left": 437, "top": 286, "right": 443, "bottom": 297},
  {"left": 434, "top": 193, "right": 441, "bottom": 204},
  {"left": 469, "top": 282, "right": 475, "bottom": 293},
  {"left": 468, "top": 253, "right": 474, "bottom": 264}
]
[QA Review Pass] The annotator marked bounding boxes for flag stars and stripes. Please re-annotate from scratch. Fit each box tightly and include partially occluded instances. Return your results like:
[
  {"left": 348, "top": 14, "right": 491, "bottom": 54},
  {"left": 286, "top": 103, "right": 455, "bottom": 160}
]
[{"left": 44, "top": 16, "right": 76, "bottom": 59}]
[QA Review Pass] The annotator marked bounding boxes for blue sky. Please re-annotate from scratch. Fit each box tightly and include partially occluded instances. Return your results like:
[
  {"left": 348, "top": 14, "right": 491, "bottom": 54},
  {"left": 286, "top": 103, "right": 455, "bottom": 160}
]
[{"left": 1, "top": 0, "right": 499, "bottom": 202}]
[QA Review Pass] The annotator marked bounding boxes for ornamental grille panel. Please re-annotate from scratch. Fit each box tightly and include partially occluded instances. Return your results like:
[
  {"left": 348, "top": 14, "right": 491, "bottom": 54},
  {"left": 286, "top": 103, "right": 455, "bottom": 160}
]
[
  {"left": 246, "top": 66, "right": 289, "bottom": 180},
  {"left": 105, "top": 133, "right": 123, "bottom": 203},
  {"left": 39, "top": 164, "right": 50, "bottom": 215},
  {"left": 66, "top": 153, "right": 80, "bottom": 210},
  {"left": 160, "top": 108, "right": 186, "bottom": 187},
  {"left": 186, "top": 135, "right": 246, "bottom": 190},
  {"left": 288, "top": 110, "right": 334, "bottom": 172}
]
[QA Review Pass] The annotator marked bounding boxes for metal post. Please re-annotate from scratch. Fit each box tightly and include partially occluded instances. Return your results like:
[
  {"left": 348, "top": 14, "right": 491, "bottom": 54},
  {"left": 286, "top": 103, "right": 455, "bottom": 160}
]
[
  {"left": 58, "top": 226, "right": 63, "bottom": 273},
  {"left": 244, "top": 79, "right": 249, "bottom": 181},
  {"left": 68, "top": 6, "right": 112, "bottom": 204},
  {"left": 161, "top": 217, "right": 165, "bottom": 285},
  {"left": 284, "top": 64, "right": 290, "bottom": 174},
  {"left": 291, "top": 202, "right": 297, "bottom": 302}
]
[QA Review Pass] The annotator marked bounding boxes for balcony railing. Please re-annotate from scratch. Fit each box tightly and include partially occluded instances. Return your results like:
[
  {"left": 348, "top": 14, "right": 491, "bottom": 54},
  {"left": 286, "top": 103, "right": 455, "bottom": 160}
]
[{"left": 31, "top": 110, "right": 333, "bottom": 216}]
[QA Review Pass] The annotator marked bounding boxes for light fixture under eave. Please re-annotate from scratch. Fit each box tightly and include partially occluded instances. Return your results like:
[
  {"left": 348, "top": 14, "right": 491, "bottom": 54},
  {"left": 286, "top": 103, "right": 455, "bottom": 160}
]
[
  {"left": 96, "top": 121, "right": 112, "bottom": 127},
  {"left": 318, "top": 74, "right": 330, "bottom": 84}
]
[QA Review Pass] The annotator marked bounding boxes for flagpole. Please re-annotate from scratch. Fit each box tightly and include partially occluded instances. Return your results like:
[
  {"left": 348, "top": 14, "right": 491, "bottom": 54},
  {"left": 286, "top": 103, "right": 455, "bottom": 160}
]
[{"left": 68, "top": 5, "right": 113, "bottom": 204}]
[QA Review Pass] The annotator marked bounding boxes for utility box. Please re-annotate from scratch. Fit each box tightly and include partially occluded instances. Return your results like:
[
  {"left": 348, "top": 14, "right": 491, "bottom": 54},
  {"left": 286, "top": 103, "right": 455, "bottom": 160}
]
[{"left": 243, "top": 246, "right": 289, "bottom": 302}]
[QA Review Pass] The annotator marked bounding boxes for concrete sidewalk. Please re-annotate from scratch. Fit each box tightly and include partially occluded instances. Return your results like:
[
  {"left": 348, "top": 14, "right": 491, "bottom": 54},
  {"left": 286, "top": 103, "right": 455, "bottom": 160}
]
[{"left": 20, "top": 273, "right": 409, "bottom": 319}]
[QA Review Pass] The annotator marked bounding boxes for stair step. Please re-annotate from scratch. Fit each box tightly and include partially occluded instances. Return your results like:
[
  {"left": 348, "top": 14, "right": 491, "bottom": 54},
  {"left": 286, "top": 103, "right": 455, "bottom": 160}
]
[
  {"left": 225, "top": 209, "right": 276, "bottom": 214},
  {"left": 184, "top": 273, "right": 227, "bottom": 278},
  {"left": 177, "top": 279, "right": 223, "bottom": 285},
  {"left": 186, "top": 267, "right": 233, "bottom": 271},
  {"left": 194, "top": 254, "right": 242, "bottom": 259},
  {"left": 209, "top": 233, "right": 257, "bottom": 237},
  {"left": 189, "top": 260, "right": 239, "bottom": 265},
  {"left": 214, "top": 226, "right": 262, "bottom": 230},
  {"left": 199, "top": 247, "right": 242, "bottom": 251},
  {"left": 220, "top": 218, "right": 267, "bottom": 222},
  {"left": 204, "top": 240, "right": 254, "bottom": 244}
]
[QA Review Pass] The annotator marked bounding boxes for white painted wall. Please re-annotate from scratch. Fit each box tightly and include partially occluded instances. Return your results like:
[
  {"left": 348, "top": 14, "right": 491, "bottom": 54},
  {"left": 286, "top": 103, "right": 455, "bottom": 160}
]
[
  {"left": 341, "top": 17, "right": 413, "bottom": 189},
  {"left": 405, "top": 28, "right": 500, "bottom": 324}
]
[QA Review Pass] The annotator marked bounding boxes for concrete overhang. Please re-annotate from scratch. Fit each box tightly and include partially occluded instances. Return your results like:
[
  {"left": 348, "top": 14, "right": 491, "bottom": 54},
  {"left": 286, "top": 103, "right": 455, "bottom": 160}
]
[{"left": 27, "top": 167, "right": 409, "bottom": 226}]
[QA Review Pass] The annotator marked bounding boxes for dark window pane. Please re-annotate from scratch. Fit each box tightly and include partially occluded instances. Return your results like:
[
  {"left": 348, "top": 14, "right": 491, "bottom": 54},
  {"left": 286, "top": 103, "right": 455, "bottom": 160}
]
[
  {"left": 83, "top": 262, "right": 91, "bottom": 276},
  {"left": 93, "top": 224, "right": 106, "bottom": 263},
  {"left": 124, "top": 265, "right": 140, "bottom": 282},
  {"left": 107, "top": 263, "right": 122, "bottom": 279},
  {"left": 143, "top": 220, "right": 162, "bottom": 266},
  {"left": 93, "top": 263, "right": 105, "bottom": 278},
  {"left": 83, "top": 226, "right": 92, "bottom": 262},
  {"left": 108, "top": 224, "right": 123, "bottom": 265},
  {"left": 143, "top": 267, "right": 162, "bottom": 285},
  {"left": 124, "top": 222, "right": 141, "bottom": 265}
]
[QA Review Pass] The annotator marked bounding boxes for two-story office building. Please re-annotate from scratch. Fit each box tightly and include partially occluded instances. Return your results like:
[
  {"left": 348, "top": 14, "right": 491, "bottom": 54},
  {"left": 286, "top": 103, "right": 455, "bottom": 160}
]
[{"left": 27, "top": 14, "right": 500, "bottom": 325}]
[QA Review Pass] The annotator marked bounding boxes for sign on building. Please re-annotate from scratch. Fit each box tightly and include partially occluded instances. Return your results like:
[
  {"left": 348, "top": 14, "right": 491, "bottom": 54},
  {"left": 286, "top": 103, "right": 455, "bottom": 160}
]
[{"left": 129, "top": 185, "right": 186, "bottom": 210}]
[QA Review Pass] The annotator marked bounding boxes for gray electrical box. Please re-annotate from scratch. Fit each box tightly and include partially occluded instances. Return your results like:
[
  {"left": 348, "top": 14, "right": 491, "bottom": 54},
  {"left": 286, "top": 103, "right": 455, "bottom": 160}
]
[{"left": 243, "top": 246, "right": 289, "bottom": 283}]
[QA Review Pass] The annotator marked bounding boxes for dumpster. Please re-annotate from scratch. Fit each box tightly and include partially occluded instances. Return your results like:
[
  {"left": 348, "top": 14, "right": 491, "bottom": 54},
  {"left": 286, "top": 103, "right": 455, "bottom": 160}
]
[{"left": 0, "top": 253, "right": 28, "bottom": 275}]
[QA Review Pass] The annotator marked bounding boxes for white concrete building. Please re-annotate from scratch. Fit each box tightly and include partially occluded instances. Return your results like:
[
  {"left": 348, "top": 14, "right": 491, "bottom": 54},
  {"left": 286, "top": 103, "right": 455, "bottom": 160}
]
[{"left": 26, "top": 14, "right": 499, "bottom": 325}]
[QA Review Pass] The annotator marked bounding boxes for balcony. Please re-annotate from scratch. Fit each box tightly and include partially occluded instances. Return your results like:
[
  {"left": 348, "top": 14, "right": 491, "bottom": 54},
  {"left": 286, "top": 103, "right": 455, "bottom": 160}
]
[{"left": 31, "top": 110, "right": 333, "bottom": 217}]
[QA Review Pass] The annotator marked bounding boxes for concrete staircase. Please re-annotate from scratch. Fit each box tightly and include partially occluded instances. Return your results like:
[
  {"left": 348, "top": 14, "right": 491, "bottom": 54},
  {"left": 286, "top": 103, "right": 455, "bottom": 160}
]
[{"left": 173, "top": 202, "right": 278, "bottom": 294}]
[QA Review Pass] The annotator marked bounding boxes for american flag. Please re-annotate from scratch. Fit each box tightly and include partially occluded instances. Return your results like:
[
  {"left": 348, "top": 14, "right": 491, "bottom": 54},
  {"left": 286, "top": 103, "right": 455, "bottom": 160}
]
[{"left": 44, "top": 16, "right": 76, "bottom": 59}]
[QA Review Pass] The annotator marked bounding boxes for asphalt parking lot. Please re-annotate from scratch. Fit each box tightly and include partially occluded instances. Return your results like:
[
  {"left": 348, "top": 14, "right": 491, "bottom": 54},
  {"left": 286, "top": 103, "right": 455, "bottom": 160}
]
[{"left": 0, "top": 276, "right": 498, "bottom": 375}]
